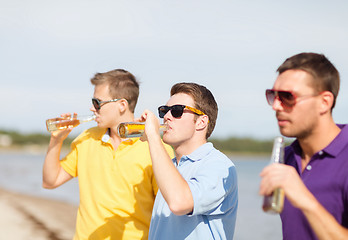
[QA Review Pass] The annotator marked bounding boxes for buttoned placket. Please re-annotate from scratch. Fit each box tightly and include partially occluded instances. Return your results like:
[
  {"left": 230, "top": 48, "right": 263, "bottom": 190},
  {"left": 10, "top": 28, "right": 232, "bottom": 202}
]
[{"left": 302, "top": 150, "right": 325, "bottom": 176}]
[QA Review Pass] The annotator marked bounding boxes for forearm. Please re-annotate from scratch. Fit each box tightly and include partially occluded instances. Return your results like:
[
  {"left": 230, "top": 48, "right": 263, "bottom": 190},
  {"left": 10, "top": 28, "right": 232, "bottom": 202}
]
[
  {"left": 148, "top": 134, "right": 193, "bottom": 215},
  {"left": 286, "top": 173, "right": 348, "bottom": 239},
  {"left": 261, "top": 164, "right": 348, "bottom": 239},
  {"left": 42, "top": 137, "right": 66, "bottom": 188},
  {"left": 302, "top": 196, "right": 348, "bottom": 240}
]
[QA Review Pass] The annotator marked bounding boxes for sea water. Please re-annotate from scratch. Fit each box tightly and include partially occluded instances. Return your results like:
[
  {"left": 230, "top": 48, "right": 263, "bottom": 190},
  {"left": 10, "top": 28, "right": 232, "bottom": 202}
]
[{"left": 0, "top": 152, "right": 282, "bottom": 240}]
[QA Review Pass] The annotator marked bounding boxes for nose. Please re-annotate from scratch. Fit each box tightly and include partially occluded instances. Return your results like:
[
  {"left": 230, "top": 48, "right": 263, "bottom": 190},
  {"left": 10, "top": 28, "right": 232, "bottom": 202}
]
[
  {"left": 90, "top": 105, "right": 97, "bottom": 113},
  {"left": 272, "top": 96, "right": 283, "bottom": 111},
  {"left": 163, "top": 110, "right": 172, "bottom": 121}
]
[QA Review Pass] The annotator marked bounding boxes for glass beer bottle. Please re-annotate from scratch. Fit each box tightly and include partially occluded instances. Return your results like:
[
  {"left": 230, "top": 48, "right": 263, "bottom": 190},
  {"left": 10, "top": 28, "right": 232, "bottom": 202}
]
[
  {"left": 46, "top": 115, "right": 96, "bottom": 132},
  {"left": 117, "top": 122, "right": 167, "bottom": 138},
  {"left": 262, "top": 136, "right": 285, "bottom": 214}
]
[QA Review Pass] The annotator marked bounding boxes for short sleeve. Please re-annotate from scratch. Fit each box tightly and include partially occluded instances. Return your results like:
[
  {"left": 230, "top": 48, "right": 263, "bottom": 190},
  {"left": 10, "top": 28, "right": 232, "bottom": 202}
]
[{"left": 188, "top": 156, "right": 238, "bottom": 216}]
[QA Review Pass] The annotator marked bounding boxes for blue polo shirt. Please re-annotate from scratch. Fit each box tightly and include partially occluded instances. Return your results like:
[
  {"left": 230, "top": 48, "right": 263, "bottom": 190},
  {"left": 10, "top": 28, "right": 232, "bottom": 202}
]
[
  {"left": 281, "top": 124, "right": 348, "bottom": 240},
  {"left": 148, "top": 142, "right": 238, "bottom": 240}
]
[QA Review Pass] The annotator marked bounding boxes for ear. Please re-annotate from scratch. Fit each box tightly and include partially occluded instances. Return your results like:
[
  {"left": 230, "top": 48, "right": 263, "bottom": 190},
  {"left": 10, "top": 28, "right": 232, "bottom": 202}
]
[
  {"left": 118, "top": 99, "right": 129, "bottom": 113},
  {"left": 195, "top": 115, "right": 209, "bottom": 131},
  {"left": 319, "top": 91, "right": 334, "bottom": 115}
]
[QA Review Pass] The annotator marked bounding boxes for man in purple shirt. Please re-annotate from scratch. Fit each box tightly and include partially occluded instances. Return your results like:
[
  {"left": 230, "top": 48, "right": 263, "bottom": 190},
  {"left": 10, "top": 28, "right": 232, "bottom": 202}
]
[{"left": 259, "top": 52, "right": 348, "bottom": 240}]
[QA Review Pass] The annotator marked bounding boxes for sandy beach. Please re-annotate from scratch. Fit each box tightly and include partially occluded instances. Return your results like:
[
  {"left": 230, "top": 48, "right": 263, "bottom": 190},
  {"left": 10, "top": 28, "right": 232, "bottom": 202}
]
[{"left": 0, "top": 187, "right": 77, "bottom": 240}]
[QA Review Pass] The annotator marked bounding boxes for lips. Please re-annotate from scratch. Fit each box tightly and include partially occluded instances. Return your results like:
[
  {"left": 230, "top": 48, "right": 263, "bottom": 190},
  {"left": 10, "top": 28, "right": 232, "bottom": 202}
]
[
  {"left": 164, "top": 125, "right": 171, "bottom": 132},
  {"left": 278, "top": 120, "right": 289, "bottom": 127},
  {"left": 276, "top": 113, "right": 290, "bottom": 126},
  {"left": 163, "top": 121, "right": 171, "bottom": 129},
  {"left": 94, "top": 115, "right": 100, "bottom": 123}
]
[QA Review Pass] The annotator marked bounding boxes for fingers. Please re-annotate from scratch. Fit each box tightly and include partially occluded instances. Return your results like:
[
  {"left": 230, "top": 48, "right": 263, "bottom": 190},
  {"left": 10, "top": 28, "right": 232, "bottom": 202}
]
[
  {"left": 59, "top": 112, "right": 75, "bottom": 119},
  {"left": 50, "top": 113, "right": 74, "bottom": 139},
  {"left": 259, "top": 164, "right": 286, "bottom": 196},
  {"left": 138, "top": 110, "right": 158, "bottom": 123},
  {"left": 133, "top": 117, "right": 143, "bottom": 122},
  {"left": 133, "top": 110, "right": 152, "bottom": 123},
  {"left": 259, "top": 163, "right": 312, "bottom": 209},
  {"left": 51, "top": 126, "right": 72, "bottom": 137}
]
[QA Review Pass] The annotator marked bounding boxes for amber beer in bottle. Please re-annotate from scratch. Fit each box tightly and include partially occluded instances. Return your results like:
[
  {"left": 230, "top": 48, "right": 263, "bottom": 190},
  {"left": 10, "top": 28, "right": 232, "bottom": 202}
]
[
  {"left": 46, "top": 115, "right": 96, "bottom": 132},
  {"left": 262, "top": 136, "right": 285, "bottom": 213},
  {"left": 117, "top": 122, "right": 167, "bottom": 138}
]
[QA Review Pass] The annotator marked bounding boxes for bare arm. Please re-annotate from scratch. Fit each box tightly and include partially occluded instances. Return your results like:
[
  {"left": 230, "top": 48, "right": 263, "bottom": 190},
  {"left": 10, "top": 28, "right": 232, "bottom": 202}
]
[
  {"left": 259, "top": 164, "right": 348, "bottom": 240},
  {"left": 42, "top": 116, "right": 74, "bottom": 189},
  {"left": 140, "top": 110, "right": 194, "bottom": 215}
]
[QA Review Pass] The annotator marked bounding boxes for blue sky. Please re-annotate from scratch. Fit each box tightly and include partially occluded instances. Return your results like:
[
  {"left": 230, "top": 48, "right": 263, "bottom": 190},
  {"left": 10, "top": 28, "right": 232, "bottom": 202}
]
[{"left": 1, "top": 0, "right": 347, "bottom": 139}]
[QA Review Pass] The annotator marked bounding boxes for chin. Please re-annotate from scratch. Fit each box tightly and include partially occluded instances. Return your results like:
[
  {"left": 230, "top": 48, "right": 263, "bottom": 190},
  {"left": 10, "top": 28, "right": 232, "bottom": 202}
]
[
  {"left": 279, "top": 128, "right": 297, "bottom": 138},
  {"left": 97, "top": 122, "right": 106, "bottom": 129},
  {"left": 162, "top": 134, "right": 170, "bottom": 145},
  {"left": 162, "top": 134, "right": 176, "bottom": 146}
]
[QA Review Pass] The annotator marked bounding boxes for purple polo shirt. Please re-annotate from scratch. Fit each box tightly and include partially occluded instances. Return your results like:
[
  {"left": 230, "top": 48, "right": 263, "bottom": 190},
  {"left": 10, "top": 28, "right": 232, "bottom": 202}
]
[{"left": 280, "top": 124, "right": 348, "bottom": 240}]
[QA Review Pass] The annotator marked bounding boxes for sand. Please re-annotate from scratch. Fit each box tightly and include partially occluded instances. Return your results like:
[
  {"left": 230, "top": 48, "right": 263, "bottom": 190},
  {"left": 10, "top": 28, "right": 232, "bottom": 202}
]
[{"left": 0, "top": 188, "right": 78, "bottom": 240}]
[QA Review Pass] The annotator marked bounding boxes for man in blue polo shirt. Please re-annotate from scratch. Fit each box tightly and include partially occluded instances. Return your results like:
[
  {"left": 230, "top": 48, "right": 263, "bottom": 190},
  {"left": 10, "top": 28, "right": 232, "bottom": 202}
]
[
  {"left": 138, "top": 82, "right": 238, "bottom": 239},
  {"left": 259, "top": 52, "right": 348, "bottom": 239}
]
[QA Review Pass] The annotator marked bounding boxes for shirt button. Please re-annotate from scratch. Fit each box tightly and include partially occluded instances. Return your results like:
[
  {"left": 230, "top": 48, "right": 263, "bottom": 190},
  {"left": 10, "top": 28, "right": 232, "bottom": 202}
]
[
  {"left": 318, "top": 151, "right": 323, "bottom": 155},
  {"left": 306, "top": 165, "right": 312, "bottom": 171},
  {"left": 102, "top": 135, "right": 110, "bottom": 142}
]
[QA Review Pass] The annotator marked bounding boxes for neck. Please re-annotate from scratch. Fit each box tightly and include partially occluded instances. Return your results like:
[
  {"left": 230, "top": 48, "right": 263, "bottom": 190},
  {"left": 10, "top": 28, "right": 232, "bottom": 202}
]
[
  {"left": 298, "top": 117, "right": 340, "bottom": 161},
  {"left": 173, "top": 136, "right": 207, "bottom": 163}
]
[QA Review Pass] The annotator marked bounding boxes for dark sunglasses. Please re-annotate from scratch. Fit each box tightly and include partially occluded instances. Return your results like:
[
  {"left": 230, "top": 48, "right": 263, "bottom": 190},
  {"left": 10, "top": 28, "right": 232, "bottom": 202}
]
[
  {"left": 265, "top": 89, "right": 319, "bottom": 108},
  {"left": 158, "top": 104, "right": 206, "bottom": 118},
  {"left": 92, "top": 98, "right": 124, "bottom": 111}
]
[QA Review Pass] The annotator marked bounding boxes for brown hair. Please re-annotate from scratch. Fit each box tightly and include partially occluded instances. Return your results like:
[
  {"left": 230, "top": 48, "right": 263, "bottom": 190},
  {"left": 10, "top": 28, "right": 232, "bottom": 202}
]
[
  {"left": 170, "top": 82, "right": 218, "bottom": 139},
  {"left": 277, "top": 52, "right": 340, "bottom": 110},
  {"left": 90, "top": 69, "right": 139, "bottom": 113}
]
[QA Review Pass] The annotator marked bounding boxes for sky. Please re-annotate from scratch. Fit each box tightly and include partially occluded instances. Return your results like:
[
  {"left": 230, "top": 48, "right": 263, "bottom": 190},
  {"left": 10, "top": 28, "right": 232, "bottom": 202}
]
[{"left": 1, "top": 0, "right": 348, "bottom": 139}]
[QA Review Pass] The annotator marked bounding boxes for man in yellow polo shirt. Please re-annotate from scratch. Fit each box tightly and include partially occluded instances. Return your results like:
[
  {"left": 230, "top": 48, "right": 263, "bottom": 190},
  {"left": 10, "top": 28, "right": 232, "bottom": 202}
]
[{"left": 42, "top": 69, "right": 173, "bottom": 239}]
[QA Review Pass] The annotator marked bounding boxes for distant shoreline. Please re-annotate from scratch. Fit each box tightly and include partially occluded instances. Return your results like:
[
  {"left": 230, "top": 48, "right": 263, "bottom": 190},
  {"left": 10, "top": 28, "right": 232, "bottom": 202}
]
[
  {"left": 0, "top": 145, "right": 270, "bottom": 159},
  {"left": 0, "top": 129, "right": 278, "bottom": 155},
  {"left": 0, "top": 145, "right": 70, "bottom": 155}
]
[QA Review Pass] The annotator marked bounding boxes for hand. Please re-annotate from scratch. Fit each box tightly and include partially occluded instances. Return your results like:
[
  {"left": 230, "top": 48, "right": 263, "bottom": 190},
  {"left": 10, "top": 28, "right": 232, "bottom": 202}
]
[
  {"left": 259, "top": 163, "right": 314, "bottom": 210},
  {"left": 50, "top": 113, "right": 76, "bottom": 141},
  {"left": 135, "top": 110, "right": 161, "bottom": 141}
]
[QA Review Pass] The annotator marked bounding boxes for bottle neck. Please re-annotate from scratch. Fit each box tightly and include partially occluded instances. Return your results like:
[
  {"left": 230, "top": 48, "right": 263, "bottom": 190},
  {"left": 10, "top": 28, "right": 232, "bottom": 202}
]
[{"left": 79, "top": 115, "right": 96, "bottom": 122}]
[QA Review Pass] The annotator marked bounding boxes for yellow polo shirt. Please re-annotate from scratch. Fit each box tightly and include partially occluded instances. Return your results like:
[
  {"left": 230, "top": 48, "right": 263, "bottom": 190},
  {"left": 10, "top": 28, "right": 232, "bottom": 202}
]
[{"left": 60, "top": 127, "right": 174, "bottom": 240}]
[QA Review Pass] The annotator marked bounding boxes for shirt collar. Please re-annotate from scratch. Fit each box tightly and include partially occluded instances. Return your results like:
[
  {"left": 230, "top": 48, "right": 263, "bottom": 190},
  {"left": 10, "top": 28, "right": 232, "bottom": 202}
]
[
  {"left": 324, "top": 124, "right": 348, "bottom": 157},
  {"left": 290, "top": 124, "right": 348, "bottom": 158},
  {"left": 175, "top": 142, "right": 213, "bottom": 163},
  {"left": 101, "top": 128, "right": 111, "bottom": 143},
  {"left": 101, "top": 128, "right": 137, "bottom": 145}
]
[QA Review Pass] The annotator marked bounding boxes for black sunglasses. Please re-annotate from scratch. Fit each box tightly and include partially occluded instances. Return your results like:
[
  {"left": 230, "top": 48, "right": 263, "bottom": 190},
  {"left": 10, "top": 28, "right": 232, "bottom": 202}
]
[
  {"left": 158, "top": 104, "right": 206, "bottom": 118},
  {"left": 92, "top": 98, "right": 123, "bottom": 111}
]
